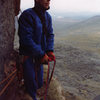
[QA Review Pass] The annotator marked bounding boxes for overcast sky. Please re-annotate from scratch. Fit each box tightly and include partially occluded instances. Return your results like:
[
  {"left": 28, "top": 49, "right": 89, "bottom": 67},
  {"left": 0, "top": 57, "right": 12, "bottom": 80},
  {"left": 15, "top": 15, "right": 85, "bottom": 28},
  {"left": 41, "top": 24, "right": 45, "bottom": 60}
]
[{"left": 20, "top": 0, "right": 100, "bottom": 13}]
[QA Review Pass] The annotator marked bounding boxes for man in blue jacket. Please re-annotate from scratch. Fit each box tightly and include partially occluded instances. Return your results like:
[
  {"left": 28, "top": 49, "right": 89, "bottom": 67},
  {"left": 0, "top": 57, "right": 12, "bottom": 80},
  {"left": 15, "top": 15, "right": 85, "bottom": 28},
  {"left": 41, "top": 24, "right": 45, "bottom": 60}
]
[{"left": 18, "top": 0, "right": 55, "bottom": 100}]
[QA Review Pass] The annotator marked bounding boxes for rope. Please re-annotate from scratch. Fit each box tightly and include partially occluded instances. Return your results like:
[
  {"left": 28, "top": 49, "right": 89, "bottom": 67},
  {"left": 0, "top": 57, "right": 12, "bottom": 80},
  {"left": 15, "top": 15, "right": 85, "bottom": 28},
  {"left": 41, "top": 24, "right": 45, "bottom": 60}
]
[
  {"left": 44, "top": 60, "right": 56, "bottom": 100},
  {"left": 48, "top": 60, "right": 56, "bottom": 84},
  {"left": 0, "top": 56, "right": 28, "bottom": 97},
  {"left": 0, "top": 70, "right": 17, "bottom": 96},
  {"left": 0, "top": 69, "right": 17, "bottom": 86}
]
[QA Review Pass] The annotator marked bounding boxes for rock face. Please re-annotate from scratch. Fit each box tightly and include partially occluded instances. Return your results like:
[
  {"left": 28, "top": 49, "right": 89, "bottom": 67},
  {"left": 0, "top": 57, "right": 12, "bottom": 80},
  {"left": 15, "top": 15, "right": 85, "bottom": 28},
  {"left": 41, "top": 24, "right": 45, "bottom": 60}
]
[
  {"left": 0, "top": 1, "right": 20, "bottom": 99},
  {"left": 0, "top": 0, "right": 15, "bottom": 79}
]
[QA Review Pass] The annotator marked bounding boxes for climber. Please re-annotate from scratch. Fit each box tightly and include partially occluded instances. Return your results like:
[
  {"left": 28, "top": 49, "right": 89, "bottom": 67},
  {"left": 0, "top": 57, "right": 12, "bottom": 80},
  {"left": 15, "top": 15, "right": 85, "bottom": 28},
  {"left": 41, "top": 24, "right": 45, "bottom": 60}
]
[{"left": 18, "top": 0, "right": 55, "bottom": 100}]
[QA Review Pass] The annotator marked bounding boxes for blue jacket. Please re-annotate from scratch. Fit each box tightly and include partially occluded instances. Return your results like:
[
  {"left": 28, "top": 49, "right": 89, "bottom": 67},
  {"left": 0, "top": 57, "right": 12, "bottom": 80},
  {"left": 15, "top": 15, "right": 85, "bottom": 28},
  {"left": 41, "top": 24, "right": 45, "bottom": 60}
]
[{"left": 18, "top": 8, "right": 54, "bottom": 58}]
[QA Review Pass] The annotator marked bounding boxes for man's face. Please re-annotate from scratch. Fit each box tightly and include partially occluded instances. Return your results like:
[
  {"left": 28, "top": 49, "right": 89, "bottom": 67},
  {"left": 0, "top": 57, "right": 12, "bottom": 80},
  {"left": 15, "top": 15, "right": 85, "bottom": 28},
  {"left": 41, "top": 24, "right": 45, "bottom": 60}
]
[{"left": 36, "top": 0, "right": 50, "bottom": 10}]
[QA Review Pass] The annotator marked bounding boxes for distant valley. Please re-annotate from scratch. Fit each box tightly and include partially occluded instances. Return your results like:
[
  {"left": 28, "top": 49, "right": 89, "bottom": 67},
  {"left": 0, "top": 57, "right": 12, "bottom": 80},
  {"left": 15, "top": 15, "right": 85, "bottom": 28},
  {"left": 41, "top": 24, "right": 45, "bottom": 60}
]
[{"left": 53, "top": 15, "right": 100, "bottom": 100}]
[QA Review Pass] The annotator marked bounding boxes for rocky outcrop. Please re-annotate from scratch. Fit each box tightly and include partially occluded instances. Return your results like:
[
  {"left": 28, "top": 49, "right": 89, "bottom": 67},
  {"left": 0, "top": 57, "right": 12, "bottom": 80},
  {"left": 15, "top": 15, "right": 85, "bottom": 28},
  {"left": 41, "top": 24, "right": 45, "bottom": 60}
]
[
  {"left": 0, "top": 0, "right": 20, "bottom": 99},
  {"left": 0, "top": 0, "right": 15, "bottom": 80}
]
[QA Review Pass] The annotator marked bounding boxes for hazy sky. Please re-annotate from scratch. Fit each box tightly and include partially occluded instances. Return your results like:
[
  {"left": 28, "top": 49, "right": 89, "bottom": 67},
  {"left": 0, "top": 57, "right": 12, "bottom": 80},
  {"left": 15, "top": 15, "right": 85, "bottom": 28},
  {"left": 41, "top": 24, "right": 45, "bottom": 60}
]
[{"left": 21, "top": 0, "right": 100, "bottom": 13}]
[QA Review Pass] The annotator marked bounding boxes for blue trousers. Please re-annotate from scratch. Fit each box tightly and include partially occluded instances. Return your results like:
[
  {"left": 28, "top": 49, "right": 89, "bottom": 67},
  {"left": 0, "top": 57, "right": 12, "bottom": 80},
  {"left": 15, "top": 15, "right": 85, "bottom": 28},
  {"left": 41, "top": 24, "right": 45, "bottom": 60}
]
[{"left": 23, "top": 57, "right": 43, "bottom": 100}]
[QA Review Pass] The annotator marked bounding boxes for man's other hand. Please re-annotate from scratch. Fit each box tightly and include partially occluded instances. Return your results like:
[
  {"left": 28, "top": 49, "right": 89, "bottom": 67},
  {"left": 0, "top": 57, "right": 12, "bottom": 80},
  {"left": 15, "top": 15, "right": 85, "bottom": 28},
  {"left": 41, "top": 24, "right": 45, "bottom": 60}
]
[{"left": 40, "top": 54, "right": 49, "bottom": 64}]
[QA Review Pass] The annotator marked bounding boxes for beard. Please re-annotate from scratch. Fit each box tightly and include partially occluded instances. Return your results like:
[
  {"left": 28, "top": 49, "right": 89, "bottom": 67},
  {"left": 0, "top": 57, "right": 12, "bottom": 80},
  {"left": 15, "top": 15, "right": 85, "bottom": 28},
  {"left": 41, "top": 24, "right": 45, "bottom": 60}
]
[{"left": 35, "top": 1, "right": 50, "bottom": 11}]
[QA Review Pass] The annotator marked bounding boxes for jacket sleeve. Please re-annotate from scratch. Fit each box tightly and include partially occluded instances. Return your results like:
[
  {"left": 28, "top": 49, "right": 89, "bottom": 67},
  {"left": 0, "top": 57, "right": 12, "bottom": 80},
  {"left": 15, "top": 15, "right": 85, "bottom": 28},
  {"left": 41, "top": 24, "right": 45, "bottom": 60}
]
[
  {"left": 18, "top": 11, "right": 45, "bottom": 57},
  {"left": 46, "top": 14, "right": 54, "bottom": 52}
]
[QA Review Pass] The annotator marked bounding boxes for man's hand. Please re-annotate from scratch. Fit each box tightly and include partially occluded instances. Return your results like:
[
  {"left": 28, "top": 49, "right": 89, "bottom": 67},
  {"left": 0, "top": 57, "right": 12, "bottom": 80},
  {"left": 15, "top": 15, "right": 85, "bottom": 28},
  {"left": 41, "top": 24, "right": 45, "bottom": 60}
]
[
  {"left": 40, "top": 54, "right": 49, "bottom": 64},
  {"left": 47, "top": 52, "right": 55, "bottom": 61}
]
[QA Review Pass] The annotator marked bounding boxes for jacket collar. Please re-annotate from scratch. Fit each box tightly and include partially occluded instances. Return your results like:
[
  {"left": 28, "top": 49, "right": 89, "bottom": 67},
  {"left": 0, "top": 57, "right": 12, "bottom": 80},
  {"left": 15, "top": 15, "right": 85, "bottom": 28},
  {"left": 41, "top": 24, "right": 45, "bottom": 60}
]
[{"left": 34, "top": 2, "right": 46, "bottom": 17}]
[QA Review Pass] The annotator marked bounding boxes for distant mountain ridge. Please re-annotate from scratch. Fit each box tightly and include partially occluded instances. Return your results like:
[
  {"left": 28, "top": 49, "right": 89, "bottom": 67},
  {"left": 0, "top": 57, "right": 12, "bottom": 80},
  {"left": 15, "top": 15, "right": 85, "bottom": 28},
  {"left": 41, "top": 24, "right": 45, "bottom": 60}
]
[
  {"left": 54, "top": 15, "right": 100, "bottom": 37},
  {"left": 53, "top": 17, "right": 84, "bottom": 36}
]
